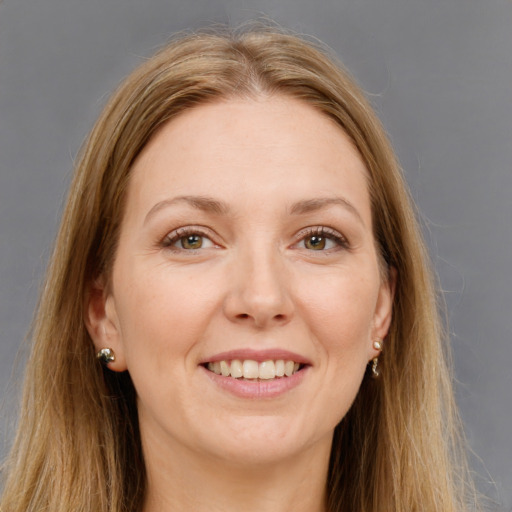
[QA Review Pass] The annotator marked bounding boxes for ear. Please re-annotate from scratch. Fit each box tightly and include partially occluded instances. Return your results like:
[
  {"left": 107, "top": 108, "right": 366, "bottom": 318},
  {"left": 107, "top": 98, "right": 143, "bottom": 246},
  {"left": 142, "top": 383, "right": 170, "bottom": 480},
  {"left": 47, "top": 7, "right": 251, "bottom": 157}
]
[
  {"left": 369, "top": 266, "right": 397, "bottom": 359},
  {"left": 85, "top": 278, "right": 128, "bottom": 372}
]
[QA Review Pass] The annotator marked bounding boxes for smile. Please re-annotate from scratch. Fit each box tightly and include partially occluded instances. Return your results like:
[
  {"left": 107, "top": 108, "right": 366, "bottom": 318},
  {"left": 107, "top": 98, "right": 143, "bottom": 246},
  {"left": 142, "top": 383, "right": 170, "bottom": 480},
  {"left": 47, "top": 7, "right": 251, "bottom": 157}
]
[{"left": 205, "top": 359, "right": 303, "bottom": 380}]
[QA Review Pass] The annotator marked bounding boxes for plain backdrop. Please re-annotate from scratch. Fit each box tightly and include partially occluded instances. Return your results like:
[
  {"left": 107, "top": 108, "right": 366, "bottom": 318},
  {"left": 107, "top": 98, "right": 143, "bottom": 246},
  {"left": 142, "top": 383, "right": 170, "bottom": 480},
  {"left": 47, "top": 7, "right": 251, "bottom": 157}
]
[{"left": 1, "top": 0, "right": 511, "bottom": 508}]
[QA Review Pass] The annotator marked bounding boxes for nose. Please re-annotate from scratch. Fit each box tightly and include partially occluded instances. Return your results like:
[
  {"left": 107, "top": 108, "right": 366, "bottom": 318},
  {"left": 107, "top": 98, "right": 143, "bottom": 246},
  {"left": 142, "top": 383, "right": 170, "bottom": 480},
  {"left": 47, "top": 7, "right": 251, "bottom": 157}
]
[{"left": 223, "top": 247, "right": 294, "bottom": 329}]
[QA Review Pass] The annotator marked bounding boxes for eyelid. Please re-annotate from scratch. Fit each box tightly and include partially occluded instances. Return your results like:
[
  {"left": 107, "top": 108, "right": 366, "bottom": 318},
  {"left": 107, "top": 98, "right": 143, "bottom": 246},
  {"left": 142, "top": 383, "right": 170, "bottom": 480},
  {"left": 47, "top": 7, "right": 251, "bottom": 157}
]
[
  {"left": 160, "top": 224, "right": 349, "bottom": 253},
  {"left": 293, "top": 226, "right": 350, "bottom": 250},
  {"left": 162, "top": 225, "right": 220, "bottom": 251}
]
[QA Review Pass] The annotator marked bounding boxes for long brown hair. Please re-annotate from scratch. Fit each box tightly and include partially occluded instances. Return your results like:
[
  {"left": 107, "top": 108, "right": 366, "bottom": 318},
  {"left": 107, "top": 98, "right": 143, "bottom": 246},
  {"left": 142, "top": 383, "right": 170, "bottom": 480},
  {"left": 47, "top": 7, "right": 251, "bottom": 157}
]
[{"left": 1, "top": 25, "right": 478, "bottom": 511}]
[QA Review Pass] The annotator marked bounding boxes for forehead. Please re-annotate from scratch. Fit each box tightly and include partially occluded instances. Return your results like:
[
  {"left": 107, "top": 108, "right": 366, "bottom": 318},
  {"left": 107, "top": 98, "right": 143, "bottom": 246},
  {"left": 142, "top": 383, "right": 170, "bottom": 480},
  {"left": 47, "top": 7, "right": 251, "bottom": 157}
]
[{"left": 127, "top": 96, "right": 371, "bottom": 225}]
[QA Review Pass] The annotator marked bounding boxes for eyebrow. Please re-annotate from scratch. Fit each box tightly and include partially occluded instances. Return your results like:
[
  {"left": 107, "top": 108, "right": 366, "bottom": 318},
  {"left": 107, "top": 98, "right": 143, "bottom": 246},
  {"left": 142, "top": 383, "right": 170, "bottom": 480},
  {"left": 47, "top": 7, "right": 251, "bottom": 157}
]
[
  {"left": 144, "top": 194, "right": 363, "bottom": 224},
  {"left": 289, "top": 197, "right": 364, "bottom": 224},
  {"left": 144, "top": 195, "right": 230, "bottom": 224}
]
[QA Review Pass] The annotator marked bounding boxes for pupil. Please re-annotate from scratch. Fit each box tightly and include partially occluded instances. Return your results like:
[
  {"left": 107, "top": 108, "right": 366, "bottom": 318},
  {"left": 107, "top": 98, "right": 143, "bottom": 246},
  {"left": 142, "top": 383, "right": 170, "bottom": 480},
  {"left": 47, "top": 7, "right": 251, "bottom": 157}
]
[
  {"left": 307, "top": 236, "right": 325, "bottom": 250},
  {"left": 182, "top": 235, "right": 202, "bottom": 249}
]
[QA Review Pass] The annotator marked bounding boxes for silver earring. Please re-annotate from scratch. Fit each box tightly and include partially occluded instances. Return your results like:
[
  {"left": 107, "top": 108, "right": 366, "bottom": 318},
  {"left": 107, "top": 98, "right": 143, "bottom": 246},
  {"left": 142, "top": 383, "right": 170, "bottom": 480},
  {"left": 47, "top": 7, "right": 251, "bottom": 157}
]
[
  {"left": 96, "top": 347, "right": 115, "bottom": 365},
  {"left": 371, "top": 339, "right": 383, "bottom": 378}
]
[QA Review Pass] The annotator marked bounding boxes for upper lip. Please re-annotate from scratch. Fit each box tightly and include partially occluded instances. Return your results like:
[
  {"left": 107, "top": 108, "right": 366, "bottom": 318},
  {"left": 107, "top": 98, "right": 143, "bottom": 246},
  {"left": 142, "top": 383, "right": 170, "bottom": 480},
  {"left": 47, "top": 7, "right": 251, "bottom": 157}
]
[{"left": 199, "top": 348, "right": 311, "bottom": 365}]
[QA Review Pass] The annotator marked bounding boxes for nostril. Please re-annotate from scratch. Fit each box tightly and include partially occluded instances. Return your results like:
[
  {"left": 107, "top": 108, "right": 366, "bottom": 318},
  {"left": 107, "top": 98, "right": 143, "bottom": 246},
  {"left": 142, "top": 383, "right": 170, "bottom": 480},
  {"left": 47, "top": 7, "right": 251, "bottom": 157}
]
[{"left": 237, "top": 313, "right": 250, "bottom": 319}]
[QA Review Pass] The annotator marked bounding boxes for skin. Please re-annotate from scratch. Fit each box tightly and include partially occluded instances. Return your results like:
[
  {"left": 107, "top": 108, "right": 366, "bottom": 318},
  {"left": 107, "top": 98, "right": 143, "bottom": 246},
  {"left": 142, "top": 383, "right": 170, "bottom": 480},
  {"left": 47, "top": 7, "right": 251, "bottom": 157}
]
[{"left": 87, "top": 96, "right": 394, "bottom": 512}]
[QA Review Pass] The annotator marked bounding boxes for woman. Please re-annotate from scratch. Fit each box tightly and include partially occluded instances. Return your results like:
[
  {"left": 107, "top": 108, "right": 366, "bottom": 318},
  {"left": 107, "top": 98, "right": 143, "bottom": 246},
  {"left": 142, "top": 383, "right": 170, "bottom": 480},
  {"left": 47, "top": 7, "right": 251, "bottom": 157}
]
[{"left": 0, "top": 26, "right": 478, "bottom": 511}]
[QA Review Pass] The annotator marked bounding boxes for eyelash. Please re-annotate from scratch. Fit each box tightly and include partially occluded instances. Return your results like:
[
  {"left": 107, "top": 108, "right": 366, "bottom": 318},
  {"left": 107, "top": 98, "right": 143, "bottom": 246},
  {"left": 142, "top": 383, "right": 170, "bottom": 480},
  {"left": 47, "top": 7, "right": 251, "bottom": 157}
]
[
  {"left": 295, "top": 226, "right": 350, "bottom": 252},
  {"left": 161, "top": 226, "right": 350, "bottom": 252},
  {"left": 162, "top": 226, "right": 216, "bottom": 252}
]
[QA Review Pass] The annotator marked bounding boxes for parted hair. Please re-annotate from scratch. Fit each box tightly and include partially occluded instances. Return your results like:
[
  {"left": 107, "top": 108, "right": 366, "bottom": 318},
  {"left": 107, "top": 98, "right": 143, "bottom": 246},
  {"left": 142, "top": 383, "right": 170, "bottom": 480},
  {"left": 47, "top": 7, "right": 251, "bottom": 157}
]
[{"left": 1, "top": 25, "right": 477, "bottom": 512}]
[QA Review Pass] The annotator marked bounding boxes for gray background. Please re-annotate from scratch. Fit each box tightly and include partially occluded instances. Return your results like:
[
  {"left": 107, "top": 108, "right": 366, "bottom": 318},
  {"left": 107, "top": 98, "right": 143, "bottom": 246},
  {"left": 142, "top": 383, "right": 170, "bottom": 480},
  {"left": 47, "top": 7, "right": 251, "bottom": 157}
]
[{"left": 1, "top": 0, "right": 511, "bottom": 509}]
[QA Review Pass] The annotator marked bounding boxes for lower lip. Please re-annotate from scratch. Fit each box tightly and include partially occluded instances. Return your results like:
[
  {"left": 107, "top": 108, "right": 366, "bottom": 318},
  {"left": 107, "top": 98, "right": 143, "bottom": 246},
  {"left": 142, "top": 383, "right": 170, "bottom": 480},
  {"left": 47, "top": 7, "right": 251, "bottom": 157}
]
[{"left": 200, "top": 365, "right": 308, "bottom": 399}]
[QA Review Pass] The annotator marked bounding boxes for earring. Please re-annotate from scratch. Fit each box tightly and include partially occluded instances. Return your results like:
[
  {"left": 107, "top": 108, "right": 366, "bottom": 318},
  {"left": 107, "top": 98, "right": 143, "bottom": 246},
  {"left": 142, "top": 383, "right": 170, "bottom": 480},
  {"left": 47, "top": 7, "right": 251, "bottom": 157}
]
[
  {"left": 371, "top": 339, "right": 383, "bottom": 378},
  {"left": 371, "top": 357, "right": 380, "bottom": 378},
  {"left": 96, "top": 347, "right": 115, "bottom": 365}
]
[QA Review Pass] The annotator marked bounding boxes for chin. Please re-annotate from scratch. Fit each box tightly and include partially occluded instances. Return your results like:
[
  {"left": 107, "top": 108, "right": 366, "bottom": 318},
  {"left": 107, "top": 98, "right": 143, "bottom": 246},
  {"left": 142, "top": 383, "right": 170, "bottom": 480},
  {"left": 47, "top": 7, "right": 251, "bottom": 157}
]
[{"left": 196, "top": 415, "right": 331, "bottom": 467}]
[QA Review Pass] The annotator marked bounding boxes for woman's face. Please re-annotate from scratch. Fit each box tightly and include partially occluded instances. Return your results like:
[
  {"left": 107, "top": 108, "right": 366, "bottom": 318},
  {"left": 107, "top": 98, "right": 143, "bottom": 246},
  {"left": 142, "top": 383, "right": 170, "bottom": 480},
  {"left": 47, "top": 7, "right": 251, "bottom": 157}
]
[{"left": 88, "top": 96, "right": 393, "bottom": 467}]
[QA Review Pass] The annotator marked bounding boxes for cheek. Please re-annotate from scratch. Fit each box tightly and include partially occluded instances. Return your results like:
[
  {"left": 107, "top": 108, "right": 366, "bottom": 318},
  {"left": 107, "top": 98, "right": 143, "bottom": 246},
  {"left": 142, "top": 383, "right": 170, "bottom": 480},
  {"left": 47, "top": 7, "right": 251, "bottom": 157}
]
[
  {"left": 113, "top": 266, "right": 222, "bottom": 368},
  {"left": 286, "top": 272, "right": 378, "bottom": 438},
  {"left": 296, "top": 269, "right": 378, "bottom": 348}
]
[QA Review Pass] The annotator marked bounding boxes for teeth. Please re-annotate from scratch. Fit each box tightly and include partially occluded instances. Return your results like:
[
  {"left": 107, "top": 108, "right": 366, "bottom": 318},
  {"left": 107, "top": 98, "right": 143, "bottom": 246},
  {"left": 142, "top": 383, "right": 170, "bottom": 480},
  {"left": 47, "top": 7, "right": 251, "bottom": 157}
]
[
  {"left": 220, "top": 360, "right": 230, "bottom": 377},
  {"left": 230, "top": 359, "right": 243, "bottom": 378},
  {"left": 275, "top": 359, "right": 285, "bottom": 377},
  {"left": 258, "top": 360, "right": 275, "bottom": 380},
  {"left": 206, "top": 359, "right": 302, "bottom": 379},
  {"left": 242, "top": 360, "right": 259, "bottom": 379}
]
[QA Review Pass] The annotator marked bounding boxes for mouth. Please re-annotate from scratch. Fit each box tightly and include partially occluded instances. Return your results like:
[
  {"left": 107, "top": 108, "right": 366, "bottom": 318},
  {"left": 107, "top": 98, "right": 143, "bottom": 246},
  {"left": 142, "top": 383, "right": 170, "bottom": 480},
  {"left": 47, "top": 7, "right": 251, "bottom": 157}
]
[{"left": 202, "top": 359, "right": 306, "bottom": 380}]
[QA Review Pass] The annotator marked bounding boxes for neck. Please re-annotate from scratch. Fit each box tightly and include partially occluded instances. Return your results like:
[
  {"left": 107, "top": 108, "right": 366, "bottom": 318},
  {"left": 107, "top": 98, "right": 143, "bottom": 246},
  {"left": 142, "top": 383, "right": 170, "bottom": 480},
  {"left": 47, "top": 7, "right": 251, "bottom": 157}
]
[{"left": 142, "top": 433, "right": 332, "bottom": 512}]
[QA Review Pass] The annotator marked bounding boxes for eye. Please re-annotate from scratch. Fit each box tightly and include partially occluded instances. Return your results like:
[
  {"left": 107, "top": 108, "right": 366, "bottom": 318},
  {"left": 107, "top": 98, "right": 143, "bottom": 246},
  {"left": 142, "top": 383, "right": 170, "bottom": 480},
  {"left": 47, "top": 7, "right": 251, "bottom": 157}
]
[
  {"left": 297, "top": 227, "right": 349, "bottom": 251},
  {"left": 163, "top": 227, "right": 216, "bottom": 251},
  {"left": 171, "top": 233, "right": 214, "bottom": 250},
  {"left": 303, "top": 234, "right": 334, "bottom": 251},
  {"left": 178, "top": 234, "right": 207, "bottom": 250}
]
